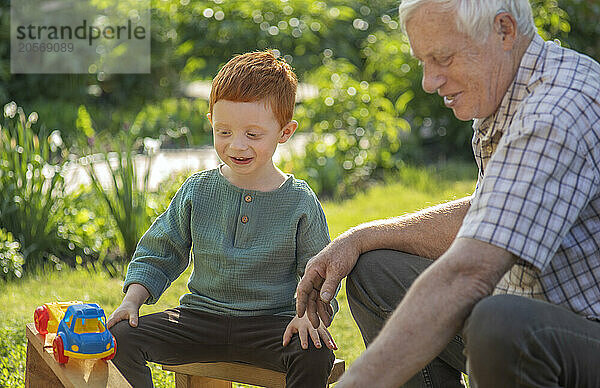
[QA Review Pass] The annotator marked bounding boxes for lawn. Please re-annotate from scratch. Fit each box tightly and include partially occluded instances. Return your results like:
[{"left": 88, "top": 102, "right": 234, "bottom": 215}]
[{"left": 0, "top": 163, "right": 476, "bottom": 387}]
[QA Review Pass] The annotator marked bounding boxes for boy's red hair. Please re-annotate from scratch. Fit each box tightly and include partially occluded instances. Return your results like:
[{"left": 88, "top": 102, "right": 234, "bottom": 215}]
[{"left": 209, "top": 51, "right": 298, "bottom": 128}]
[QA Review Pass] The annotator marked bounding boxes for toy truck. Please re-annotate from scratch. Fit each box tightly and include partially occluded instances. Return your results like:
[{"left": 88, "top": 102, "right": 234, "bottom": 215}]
[
  {"left": 51, "top": 303, "right": 116, "bottom": 364},
  {"left": 34, "top": 301, "right": 83, "bottom": 335}
]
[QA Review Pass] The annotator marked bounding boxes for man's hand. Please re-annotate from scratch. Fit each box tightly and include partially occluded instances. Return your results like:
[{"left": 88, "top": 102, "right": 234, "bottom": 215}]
[
  {"left": 297, "top": 235, "right": 361, "bottom": 328},
  {"left": 282, "top": 314, "right": 337, "bottom": 350}
]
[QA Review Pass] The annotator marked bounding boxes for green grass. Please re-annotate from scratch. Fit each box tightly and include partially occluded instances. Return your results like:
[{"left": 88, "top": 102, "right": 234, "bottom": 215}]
[{"left": 0, "top": 163, "right": 475, "bottom": 387}]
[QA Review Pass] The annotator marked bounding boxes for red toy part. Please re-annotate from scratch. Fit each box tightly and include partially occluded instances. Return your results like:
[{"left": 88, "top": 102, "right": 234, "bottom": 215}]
[
  {"left": 102, "top": 336, "right": 117, "bottom": 361},
  {"left": 53, "top": 335, "right": 69, "bottom": 364},
  {"left": 34, "top": 305, "right": 50, "bottom": 335}
]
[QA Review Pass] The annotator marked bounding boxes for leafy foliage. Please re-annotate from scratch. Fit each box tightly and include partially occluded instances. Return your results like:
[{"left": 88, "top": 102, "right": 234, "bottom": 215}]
[
  {"left": 281, "top": 0, "right": 600, "bottom": 198},
  {"left": 0, "top": 102, "right": 95, "bottom": 270},
  {"left": 0, "top": 101, "right": 193, "bottom": 277},
  {"left": 1, "top": 0, "right": 598, "bottom": 163},
  {"left": 130, "top": 98, "right": 212, "bottom": 148},
  {"left": 77, "top": 106, "right": 157, "bottom": 266},
  {"left": 0, "top": 1, "right": 599, "bottom": 268},
  {"left": 282, "top": 23, "right": 472, "bottom": 198},
  {"left": 533, "top": 0, "right": 600, "bottom": 60},
  {"left": 0, "top": 228, "right": 24, "bottom": 281},
  {"left": 61, "top": 186, "right": 121, "bottom": 271},
  {"left": 0, "top": 321, "right": 27, "bottom": 387},
  {"left": 283, "top": 57, "right": 411, "bottom": 198}
]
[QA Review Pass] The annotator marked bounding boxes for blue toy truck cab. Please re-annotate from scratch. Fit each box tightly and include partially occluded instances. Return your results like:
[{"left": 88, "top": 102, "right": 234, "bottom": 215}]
[{"left": 52, "top": 303, "right": 116, "bottom": 364}]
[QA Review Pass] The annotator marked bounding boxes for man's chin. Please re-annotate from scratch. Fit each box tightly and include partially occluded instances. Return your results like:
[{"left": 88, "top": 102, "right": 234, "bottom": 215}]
[
  {"left": 451, "top": 108, "right": 475, "bottom": 122},
  {"left": 454, "top": 112, "right": 473, "bottom": 121}
]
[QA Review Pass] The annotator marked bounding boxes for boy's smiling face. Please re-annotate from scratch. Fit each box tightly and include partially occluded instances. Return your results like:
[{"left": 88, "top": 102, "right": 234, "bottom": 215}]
[{"left": 208, "top": 99, "right": 297, "bottom": 190}]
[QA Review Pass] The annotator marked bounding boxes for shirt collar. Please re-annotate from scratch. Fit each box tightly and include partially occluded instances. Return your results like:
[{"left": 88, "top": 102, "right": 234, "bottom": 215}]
[{"left": 472, "top": 34, "right": 546, "bottom": 138}]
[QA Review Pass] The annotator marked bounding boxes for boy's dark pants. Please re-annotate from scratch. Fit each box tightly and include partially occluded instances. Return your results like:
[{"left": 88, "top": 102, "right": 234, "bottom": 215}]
[
  {"left": 109, "top": 309, "right": 334, "bottom": 388},
  {"left": 347, "top": 249, "right": 600, "bottom": 388}
]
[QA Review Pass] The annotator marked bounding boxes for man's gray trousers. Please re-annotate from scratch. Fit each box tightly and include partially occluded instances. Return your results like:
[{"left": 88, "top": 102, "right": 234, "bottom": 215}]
[{"left": 346, "top": 249, "right": 600, "bottom": 387}]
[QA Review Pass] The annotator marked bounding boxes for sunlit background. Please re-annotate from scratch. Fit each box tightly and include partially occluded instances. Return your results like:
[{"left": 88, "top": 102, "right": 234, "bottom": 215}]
[{"left": 1, "top": 0, "right": 599, "bottom": 386}]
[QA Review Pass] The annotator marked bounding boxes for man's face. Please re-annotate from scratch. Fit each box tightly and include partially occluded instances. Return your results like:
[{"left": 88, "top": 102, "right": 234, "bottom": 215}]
[{"left": 406, "top": 4, "right": 513, "bottom": 121}]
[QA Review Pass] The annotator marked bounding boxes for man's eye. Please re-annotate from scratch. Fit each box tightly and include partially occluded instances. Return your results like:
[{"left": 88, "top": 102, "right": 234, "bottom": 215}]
[
  {"left": 436, "top": 56, "right": 452, "bottom": 66},
  {"left": 247, "top": 132, "right": 258, "bottom": 138}
]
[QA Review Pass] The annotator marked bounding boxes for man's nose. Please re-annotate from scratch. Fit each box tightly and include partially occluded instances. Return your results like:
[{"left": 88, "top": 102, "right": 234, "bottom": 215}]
[{"left": 421, "top": 64, "right": 446, "bottom": 94}]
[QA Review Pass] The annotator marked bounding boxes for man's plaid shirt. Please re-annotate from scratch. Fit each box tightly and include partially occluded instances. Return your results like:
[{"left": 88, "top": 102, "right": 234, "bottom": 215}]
[{"left": 457, "top": 34, "right": 600, "bottom": 320}]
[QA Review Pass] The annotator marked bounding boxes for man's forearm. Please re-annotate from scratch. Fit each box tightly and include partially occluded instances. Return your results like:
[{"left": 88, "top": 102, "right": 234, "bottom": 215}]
[
  {"left": 337, "top": 238, "right": 515, "bottom": 387},
  {"left": 295, "top": 196, "right": 471, "bottom": 328},
  {"left": 346, "top": 196, "right": 471, "bottom": 260}
]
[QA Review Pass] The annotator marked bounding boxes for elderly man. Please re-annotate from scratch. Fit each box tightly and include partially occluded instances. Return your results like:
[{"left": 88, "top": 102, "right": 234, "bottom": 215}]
[{"left": 297, "top": 1, "right": 600, "bottom": 387}]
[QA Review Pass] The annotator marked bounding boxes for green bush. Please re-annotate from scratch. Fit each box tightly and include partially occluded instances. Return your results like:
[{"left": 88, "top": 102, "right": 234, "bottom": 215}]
[
  {"left": 0, "top": 229, "right": 24, "bottom": 281},
  {"left": 0, "top": 102, "right": 95, "bottom": 271},
  {"left": 150, "top": 169, "right": 194, "bottom": 216},
  {"left": 283, "top": 58, "right": 407, "bottom": 198},
  {"left": 65, "top": 164, "right": 193, "bottom": 273},
  {"left": 130, "top": 98, "right": 212, "bottom": 148},
  {"left": 0, "top": 321, "right": 27, "bottom": 387},
  {"left": 362, "top": 30, "right": 472, "bottom": 161},
  {"left": 2, "top": 0, "right": 598, "bottom": 163},
  {"left": 279, "top": 0, "right": 600, "bottom": 199},
  {"left": 281, "top": 35, "right": 472, "bottom": 198},
  {"left": 85, "top": 144, "right": 154, "bottom": 266},
  {"left": 13, "top": 97, "right": 212, "bottom": 155},
  {"left": 0, "top": 102, "right": 196, "bottom": 278},
  {"left": 77, "top": 106, "right": 158, "bottom": 266},
  {"left": 533, "top": 0, "right": 600, "bottom": 61},
  {"left": 60, "top": 186, "right": 121, "bottom": 272},
  {"left": 1, "top": 0, "right": 598, "bottom": 202}
]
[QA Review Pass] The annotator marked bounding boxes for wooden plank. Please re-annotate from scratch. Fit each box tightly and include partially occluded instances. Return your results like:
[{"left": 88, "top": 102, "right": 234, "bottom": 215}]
[
  {"left": 174, "top": 373, "right": 232, "bottom": 388},
  {"left": 25, "top": 323, "right": 131, "bottom": 388},
  {"left": 164, "top": 358, "right": 345, "bottom": 388},
  {"left": 329, "top": 358, "right": 346, "bottom": 383},
  {"left": 25, "top": 340, "right": 64, "bottom": 388},
  {"left": 165, "top": 362, "right": 285, "bottom": 388},
  {"left": 188, "top": 375, "right": 233, "bottom": 388}
]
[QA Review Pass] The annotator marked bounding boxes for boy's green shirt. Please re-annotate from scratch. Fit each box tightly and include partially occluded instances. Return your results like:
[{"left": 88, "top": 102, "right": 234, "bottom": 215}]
[{"left": 124, "top": 167, "right": 337, "bottom": 317}]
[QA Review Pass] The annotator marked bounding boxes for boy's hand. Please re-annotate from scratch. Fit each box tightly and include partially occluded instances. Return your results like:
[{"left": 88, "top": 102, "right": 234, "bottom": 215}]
[
  {"left": 107, "top": 283, "right": 149, "bottom": 329},
  {"left": 107, "top": 301, "right": 140, "bottom": 328},
  {"left": 282, "top": 314, "right": 337, "bottom": 350}
]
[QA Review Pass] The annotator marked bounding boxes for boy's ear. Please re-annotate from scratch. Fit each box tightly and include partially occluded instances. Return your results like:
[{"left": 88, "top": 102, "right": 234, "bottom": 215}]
[
  {"left": 279, "top": 120, "right": 298, "bottom": 144},
  {"left": 206, "top": 113, "right": 212, "bottom": 126}
]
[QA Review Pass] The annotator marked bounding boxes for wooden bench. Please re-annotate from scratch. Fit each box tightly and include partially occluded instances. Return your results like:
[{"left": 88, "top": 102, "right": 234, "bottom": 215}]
[
  {"left": 25, "top": 323, "right": 131, "bottom": 388},
  {"left": 162, "top": 358, "right": 345, "bottom": 388}
]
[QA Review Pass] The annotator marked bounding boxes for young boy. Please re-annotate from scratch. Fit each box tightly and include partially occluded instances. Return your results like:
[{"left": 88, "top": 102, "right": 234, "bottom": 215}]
[{"left": 108, "top": 51, "right": 337, "bottom": 388}]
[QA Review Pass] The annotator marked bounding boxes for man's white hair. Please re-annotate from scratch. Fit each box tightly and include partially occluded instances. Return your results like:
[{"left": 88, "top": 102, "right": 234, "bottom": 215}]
[{"left": 398, "top": 0, "right": 536, "bottom": 41}]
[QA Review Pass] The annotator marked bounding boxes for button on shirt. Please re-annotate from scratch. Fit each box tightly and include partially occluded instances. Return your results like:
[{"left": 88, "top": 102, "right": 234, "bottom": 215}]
[{"left": 457, "top": 34, "right": 600, "bottom": 319}]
